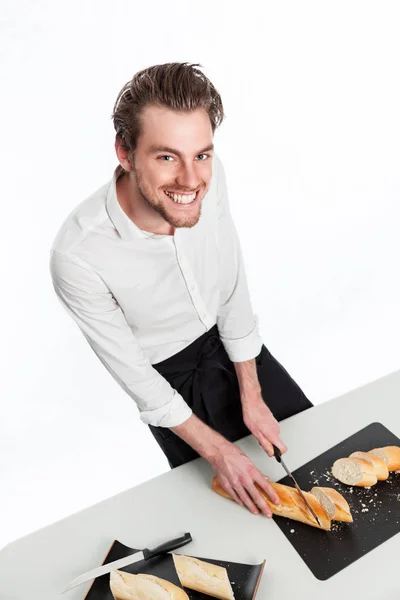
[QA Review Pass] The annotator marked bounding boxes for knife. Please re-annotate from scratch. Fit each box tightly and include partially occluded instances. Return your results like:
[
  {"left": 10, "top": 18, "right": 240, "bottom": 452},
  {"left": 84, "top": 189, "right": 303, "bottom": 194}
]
[
  {"left": 62, "top": 531, "right": 192, "bottom": 593},
  {"left": 273, "top": 445, "right": 322, "bottom": 528}
]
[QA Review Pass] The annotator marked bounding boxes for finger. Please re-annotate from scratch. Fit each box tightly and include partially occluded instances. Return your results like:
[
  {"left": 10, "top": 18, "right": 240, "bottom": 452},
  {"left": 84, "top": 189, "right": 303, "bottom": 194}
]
[
  {"left": 258, "top": 436, "right": 274, "bottom": 457},
  {"left": 255, "top": 474, "right": 281, "bottom": 506},
  {"left": 246, "top": 481, "right": 273, "bottom": 518},
  {"left": 224, "top": 484, "right": 244, "bottom": 507},
  {"left": 270, "top": 436, "right": 287, "bottom": 454},
  {"left": 262, "top": 431, "right": 287, "bottom": 455},
  {"left": 234, "top": 484, "right": 260, "bottom": 516}
]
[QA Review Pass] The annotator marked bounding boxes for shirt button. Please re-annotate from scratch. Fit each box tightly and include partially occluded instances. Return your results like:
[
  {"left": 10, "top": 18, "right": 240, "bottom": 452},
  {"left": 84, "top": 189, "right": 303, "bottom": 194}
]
[
  {"left": 191, "top": 285, "right": 195, "bottom": 291},
  {"left": 202, "top": 313, "right": 206, "bottom": 319}
]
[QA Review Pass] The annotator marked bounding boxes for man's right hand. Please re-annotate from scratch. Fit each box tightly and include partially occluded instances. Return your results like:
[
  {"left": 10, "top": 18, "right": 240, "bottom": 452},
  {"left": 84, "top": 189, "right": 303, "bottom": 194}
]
[
  {"left": 171, "top": 413, "right": 280, "bottom": 516},
  {"left": 208, "top": 440, "right": 281, "bottom": 517}
]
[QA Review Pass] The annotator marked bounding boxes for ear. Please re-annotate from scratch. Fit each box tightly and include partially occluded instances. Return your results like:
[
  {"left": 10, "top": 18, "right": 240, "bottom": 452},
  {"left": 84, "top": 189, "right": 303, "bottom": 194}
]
[{"left": 115, "top": 138, "right": 133, "bottom": 172}]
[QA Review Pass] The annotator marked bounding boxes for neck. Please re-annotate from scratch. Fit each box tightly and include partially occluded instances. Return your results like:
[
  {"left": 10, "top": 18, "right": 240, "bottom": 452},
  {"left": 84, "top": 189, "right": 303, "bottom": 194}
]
[{"left": 116, "top": 172, "right": 175, "bottom": 236}]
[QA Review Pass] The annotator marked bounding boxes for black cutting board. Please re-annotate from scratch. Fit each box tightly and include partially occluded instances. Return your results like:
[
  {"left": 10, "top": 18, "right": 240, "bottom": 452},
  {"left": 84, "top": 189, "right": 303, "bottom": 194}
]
[
  {"left": 275, "top": 422, "right": 400, "bottom": 580},
  {"left": 83, "top": 540, "right": 266, "bottom": 600}
]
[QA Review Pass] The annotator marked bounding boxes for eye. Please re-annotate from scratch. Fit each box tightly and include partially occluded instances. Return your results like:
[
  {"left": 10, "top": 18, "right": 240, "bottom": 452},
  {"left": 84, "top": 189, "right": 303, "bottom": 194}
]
[
  {"left": 197, "top": 154, "right": 210, "bottom": 161},
  {"left": 159, "top": 155, "right": 174, "bottom": 161}
]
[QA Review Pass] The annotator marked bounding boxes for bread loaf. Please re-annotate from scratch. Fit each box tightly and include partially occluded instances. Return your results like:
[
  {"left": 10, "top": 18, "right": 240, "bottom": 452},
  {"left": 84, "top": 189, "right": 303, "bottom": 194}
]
[
  {"left": 349, "top": 451, "right": 389, "bottom": 480},
  {"left": 109, "top": 570, "right": 189, "bottom": 600},
  {"left": 331, "top": 457, "right": 378, "bottom": 487},
  {"left": 310, "top": 487, "right": 353, "bottom": 522},
  {"left": 172, "top": 554, "right": 234, "bottom": 600},
  {"left": 368, "top": 446, "right": 400, "bottom": 471},
  {"left": 331, "top": 445, "right": 400, "bottom": 487},
  {"left": 211, "top": 477, "right": 331, "bottom": 530}
]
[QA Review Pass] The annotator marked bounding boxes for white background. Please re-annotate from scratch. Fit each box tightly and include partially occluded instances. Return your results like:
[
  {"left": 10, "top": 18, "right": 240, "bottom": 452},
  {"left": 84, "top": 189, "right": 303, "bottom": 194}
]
[{"left": 1, "top": 0, "right": 399, "bottom": 550}]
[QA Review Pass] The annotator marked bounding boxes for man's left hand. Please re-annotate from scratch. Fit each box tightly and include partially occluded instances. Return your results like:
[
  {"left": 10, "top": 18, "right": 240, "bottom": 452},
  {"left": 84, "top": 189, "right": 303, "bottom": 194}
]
[{"left": 242, "top": 395, "right": 288, "bottom": 457}]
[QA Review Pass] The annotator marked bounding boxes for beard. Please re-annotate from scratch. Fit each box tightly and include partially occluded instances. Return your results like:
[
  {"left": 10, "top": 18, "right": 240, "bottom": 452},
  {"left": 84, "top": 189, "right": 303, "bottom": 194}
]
[{"left": 132, "top": 163, "right": 203, "bottom": 229}]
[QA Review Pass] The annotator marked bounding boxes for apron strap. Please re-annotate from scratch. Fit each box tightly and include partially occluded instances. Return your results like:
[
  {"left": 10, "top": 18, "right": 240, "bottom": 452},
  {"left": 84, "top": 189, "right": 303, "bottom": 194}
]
[{"left": 155, "top": 334, "right": 236, "bottom": 381}]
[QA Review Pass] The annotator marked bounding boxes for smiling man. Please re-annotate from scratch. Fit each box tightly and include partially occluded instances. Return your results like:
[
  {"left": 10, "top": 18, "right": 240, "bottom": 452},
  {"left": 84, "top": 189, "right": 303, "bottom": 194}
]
[{"left": 50, "top": 62, "right": 313, "bottom": 517}]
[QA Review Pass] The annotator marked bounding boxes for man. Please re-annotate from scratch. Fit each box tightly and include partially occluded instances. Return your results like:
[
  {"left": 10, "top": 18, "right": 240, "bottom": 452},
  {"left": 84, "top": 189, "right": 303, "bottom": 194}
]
[{"left": 50, "top": 62, "right": 312, "bottom": 518}]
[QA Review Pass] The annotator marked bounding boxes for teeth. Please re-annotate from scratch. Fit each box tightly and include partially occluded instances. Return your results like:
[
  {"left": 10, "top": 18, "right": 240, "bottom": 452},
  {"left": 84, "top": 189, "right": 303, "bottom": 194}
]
[{"left": 165, "top": 191, "right": 197, "bottom": 204}]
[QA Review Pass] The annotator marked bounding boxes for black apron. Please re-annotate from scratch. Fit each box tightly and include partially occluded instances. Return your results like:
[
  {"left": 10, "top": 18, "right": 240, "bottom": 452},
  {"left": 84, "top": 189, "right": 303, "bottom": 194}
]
[{"left": 149, "top": 324, "right": 312, "bottom": 468}]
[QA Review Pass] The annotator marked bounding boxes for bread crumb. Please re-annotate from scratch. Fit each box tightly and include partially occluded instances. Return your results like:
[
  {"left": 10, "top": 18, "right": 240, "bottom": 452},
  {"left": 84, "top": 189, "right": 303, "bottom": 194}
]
[
  {"left": 361, "top": 508, "right": 369, "bottom": 512},
  {"left": 290, "top": 529, "right": 295, "bottom": 533}
]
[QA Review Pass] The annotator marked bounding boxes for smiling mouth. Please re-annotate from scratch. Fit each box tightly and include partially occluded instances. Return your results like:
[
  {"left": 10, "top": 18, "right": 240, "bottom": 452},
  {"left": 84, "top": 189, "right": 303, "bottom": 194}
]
[{"left": 164, "top": 190, "right": 199, "bottom": 205}]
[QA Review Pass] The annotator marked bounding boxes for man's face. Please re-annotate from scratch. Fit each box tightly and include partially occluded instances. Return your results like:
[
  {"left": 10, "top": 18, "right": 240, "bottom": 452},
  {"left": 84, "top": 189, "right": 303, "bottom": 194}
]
[{"left": 130, "top": 105, "right": 214, "bottom": 228}]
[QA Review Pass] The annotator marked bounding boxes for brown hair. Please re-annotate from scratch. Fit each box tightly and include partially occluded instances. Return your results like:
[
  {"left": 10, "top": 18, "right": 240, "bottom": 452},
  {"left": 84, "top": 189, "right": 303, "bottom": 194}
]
[{"left": 111, "top": 62, "right": 224, "bottom": 173}]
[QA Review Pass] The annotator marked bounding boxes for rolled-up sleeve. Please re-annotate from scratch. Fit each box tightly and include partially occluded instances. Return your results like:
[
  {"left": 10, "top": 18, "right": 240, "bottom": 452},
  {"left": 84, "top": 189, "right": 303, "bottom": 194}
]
[
  {"left": 214, "top": 155, "right": 263, "bottom": 362},
  {"left": 49, "top": 250, "right": 192, "bottom": 427}
]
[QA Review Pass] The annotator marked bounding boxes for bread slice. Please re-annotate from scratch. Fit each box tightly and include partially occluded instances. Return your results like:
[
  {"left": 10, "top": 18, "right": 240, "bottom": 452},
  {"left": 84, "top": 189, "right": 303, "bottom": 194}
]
[
  {"left": 211, "top": 477, "right": 331, "bottom": 530},
  {"left": 172, "top": 554, "right": 234, "bottom": 600},
  {"left": 331, "top": 457, "right": 378, "bottom": 487},
  {"left": 110, "top": 570, "right": 189, "bottom": 600},
  {"left": 368, "top": 446, "right": 400, "bottom": 471},
  {"left": 310, "top": 487, "right": 353, "bottom": 522},
  {"left": 349, "top": 451, "right": 389, "bottom": 480}
]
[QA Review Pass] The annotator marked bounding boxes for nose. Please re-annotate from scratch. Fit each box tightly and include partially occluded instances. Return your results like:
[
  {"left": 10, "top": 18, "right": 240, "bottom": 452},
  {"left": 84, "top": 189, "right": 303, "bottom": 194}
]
[{"left": 175, "top": 162, "right": 200, "bottom": 191}]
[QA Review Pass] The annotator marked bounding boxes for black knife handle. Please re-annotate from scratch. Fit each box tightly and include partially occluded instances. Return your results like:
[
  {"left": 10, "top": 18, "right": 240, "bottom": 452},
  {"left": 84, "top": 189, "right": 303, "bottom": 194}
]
[
  {"left": 273, "top": 444, "right": 282, "bottom": 462},
  {"left": 143, "top": 532, "right": 192, "bottom": 560}
]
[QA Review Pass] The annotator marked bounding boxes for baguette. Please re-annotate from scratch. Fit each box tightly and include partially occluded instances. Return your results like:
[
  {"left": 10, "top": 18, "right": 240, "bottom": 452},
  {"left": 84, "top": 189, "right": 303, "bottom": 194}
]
[
  {"left": 172, "top": 554, "right": 234, "bottom": 600},
  {"left": 368, "top": 446, "right": 400, "bottom": 471},
  {"left": 211, "top": 477, "right": 331, "bottom": 530},
  {"left": 349, "top": 451, "right": 389, "bottom": 480},
  {"left": 310, "top": 487, "right": 353, "bottom": 522},
  {"left": 331, "top": 457, "right": 378, "bottom": 487},
  {"left": 109, "top": 570, "right": 189, "bottom": 600}
]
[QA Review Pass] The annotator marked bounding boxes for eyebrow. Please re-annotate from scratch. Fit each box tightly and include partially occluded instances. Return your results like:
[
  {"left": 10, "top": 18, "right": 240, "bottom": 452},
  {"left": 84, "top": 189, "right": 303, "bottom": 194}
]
[{"left": 149, "top": 143, "right": 214, "bottom": 156}]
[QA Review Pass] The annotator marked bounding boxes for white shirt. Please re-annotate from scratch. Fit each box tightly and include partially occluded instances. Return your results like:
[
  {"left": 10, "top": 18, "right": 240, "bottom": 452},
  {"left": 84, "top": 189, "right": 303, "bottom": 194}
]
[{"left": 49, "top": 153, "right": 263, "bottom": 428}]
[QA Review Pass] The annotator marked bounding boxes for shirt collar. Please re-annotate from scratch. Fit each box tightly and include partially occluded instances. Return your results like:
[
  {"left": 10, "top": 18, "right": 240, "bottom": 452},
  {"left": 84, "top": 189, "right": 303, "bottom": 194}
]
[{"left": 106, "top": 167, "right": 149, "bottom": 240}]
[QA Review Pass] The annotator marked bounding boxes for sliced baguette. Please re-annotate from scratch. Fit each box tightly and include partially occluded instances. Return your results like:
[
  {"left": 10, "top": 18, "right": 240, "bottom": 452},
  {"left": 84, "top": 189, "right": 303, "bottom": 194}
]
[
  {"left": 110, "top": 570, "right": 189, "bottom": 600},
  {"left": 310, "top": 487, "right": 353, "bottom": 522},
  {"left": 331, "top": 457, "right": 378, "bottom": 487},
  {"left": 172, "top": 554, "right": 234, "bottom": 600},
  {"left": 368, "top": 446, "right": 400, "bottom": 471},
  {"left": 211, "top": 477, "right": 331, "bottom": 530},
  {"left": 349, "top": 451, "right": 389, "bottom": 480}
]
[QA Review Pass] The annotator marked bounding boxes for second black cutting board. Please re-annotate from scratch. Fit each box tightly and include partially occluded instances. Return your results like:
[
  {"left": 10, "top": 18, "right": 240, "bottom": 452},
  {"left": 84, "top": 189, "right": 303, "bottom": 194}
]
[{"left": 83, "top": 540, "right": 265, "bottom": 600}]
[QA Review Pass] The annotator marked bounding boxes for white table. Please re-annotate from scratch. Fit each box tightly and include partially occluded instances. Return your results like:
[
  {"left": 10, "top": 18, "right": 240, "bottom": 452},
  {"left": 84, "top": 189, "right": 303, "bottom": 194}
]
[{"left": 1, "top": 370, "right": 399, "bottom": 600}]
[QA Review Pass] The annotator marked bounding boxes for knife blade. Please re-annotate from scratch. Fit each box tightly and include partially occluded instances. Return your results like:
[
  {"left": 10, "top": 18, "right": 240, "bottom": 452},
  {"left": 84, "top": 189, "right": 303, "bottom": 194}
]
[
  {"left": 62, "top": 532, "right": 192, "bottom": 593},
  {"left": 273, "top": 445, "right": 322, "bottom": 528}
]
